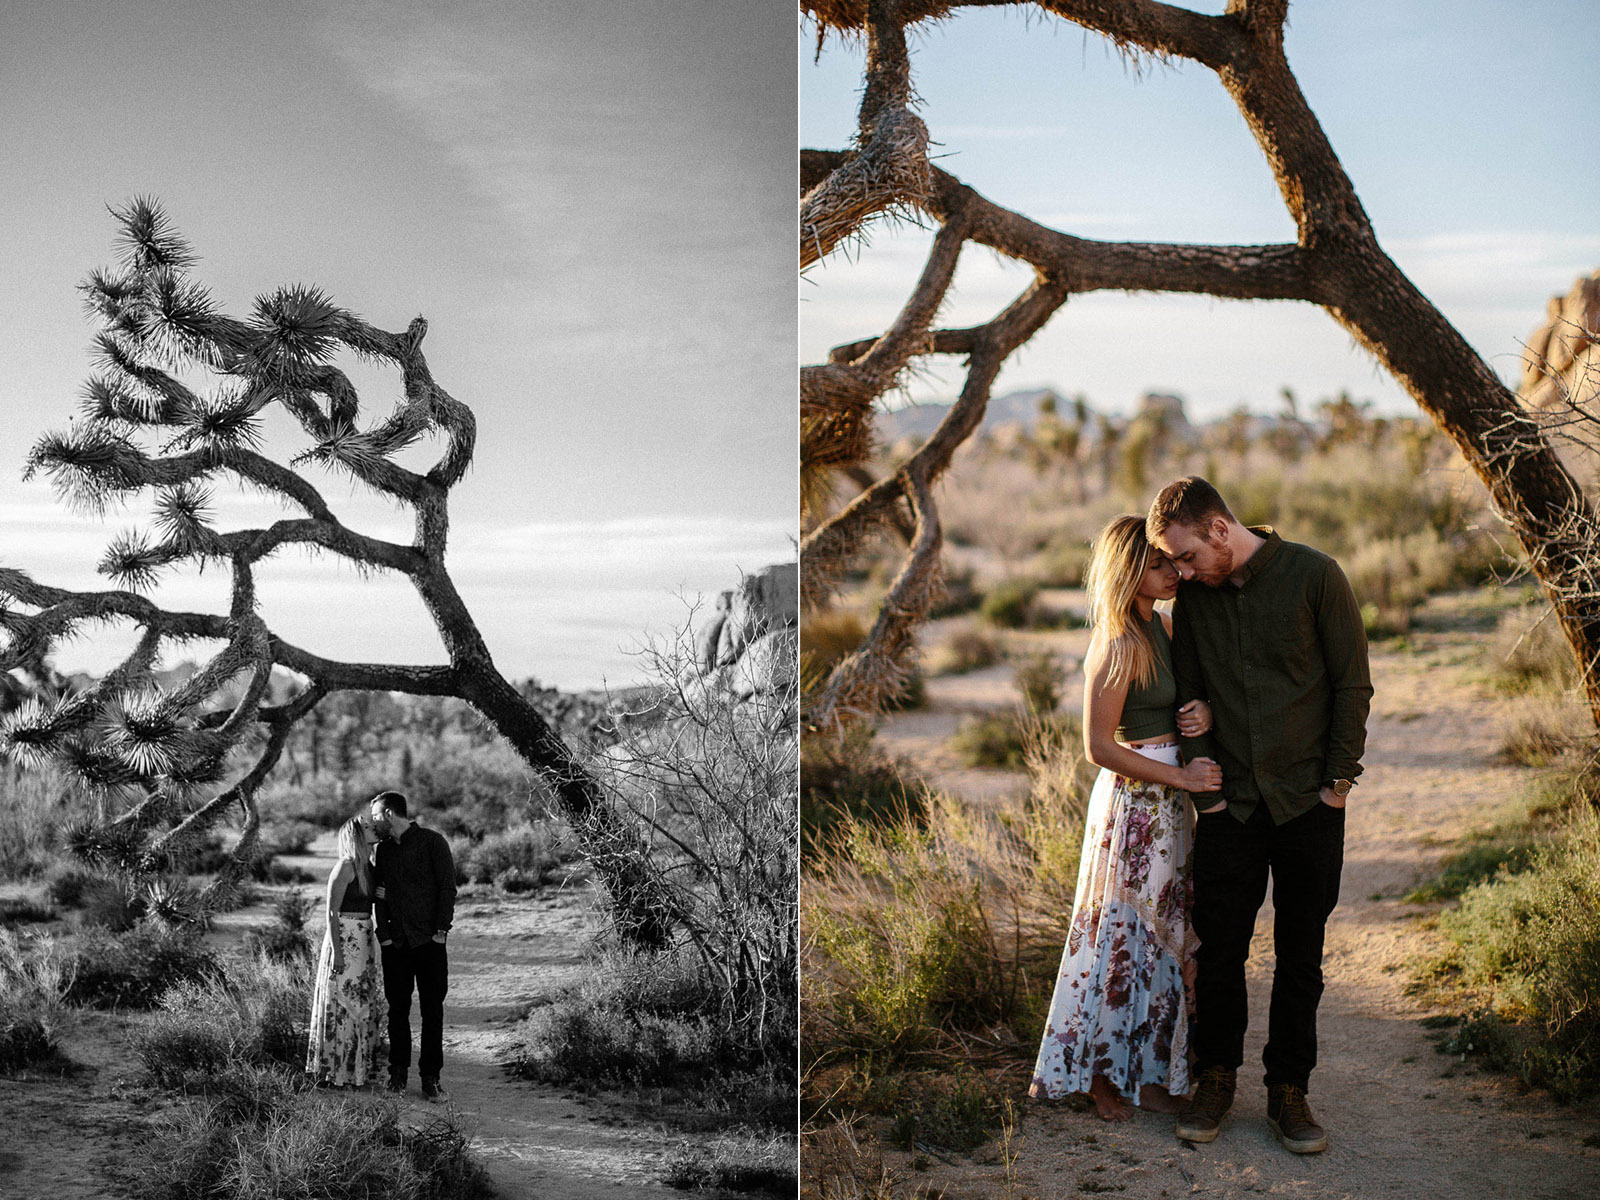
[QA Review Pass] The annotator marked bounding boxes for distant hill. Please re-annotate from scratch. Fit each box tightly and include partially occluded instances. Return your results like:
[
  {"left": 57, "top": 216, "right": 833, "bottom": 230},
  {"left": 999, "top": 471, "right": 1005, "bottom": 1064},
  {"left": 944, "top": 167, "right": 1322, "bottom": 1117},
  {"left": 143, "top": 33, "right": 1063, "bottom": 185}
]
[{"left": 879, "top": 388, "right": 1195, "bottom": 444}]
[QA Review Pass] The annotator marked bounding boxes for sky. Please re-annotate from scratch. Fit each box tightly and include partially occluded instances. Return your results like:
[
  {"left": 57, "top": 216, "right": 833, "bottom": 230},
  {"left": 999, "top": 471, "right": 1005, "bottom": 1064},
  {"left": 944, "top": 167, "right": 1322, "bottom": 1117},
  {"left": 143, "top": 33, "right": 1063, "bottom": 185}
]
[
  {"left": 800, "top": 0, "right": 1600, "bottom": 420},
  {"left": 1, "top": 0, "right": 796, "bottom": 689}
]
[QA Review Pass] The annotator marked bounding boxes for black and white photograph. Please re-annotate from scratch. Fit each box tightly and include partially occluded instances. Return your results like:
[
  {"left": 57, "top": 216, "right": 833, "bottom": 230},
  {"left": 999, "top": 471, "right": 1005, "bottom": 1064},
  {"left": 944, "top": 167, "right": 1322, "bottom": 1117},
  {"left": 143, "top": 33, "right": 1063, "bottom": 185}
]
[{"left": 0, "top": 3, "right": 797, "bottom": 1197}]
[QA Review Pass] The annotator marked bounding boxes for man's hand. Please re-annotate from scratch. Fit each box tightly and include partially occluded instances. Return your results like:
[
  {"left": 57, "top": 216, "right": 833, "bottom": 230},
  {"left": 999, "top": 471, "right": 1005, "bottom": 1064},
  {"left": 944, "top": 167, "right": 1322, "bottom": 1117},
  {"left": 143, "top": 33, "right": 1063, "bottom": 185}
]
[
  {"left": 431, "top": 932, "right": 448, "bottom": 944},
  {"left": 1319, "top": 786, "right": 1347, "bottom": 809},
  {"left": 379, "top": 939, "right": 393, "bottom": 948}
]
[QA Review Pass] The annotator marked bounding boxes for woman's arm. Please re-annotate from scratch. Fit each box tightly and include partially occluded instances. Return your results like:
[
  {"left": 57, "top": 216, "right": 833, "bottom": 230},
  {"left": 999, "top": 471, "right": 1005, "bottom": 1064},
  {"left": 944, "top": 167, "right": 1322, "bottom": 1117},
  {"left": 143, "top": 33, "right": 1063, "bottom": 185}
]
[
  {"left": 325, "top": 860, "right": 353, "bottom": 970},
  {"left": 1083, "top": 635, "right": 1222, "bottom": 793}
]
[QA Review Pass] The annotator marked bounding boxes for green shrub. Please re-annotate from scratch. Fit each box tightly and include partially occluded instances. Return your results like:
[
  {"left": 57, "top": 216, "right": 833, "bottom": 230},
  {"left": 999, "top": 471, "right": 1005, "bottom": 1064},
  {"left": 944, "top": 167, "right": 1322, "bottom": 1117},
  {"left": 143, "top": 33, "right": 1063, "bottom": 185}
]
[
  {"left": 800, "top": 725, "right": 924, "bottom": 854},
  {"left": 803, "top": 722, "right": 1088, "bottom": 1073},
  {"left": 927, "top": 624, "right": 1002, "bottom": 676},
  {"left": 1439, "top": 803, "right": 1600, "bottom": 1099},
  {"left": 457, "top": 822, "right": 569, "bottom": 888},
  {"left": 1034, "top": 535, "right": 1093, "bottom": 588},
  {"left": 950, "top": 712, "right": 1028, "bottom": 769},
  {"left": 1013, "top": 650, "right": 1066, "bottom": 714},
  {"left": 67, "top": 925, "right": 220, "bottom": 1009},
  {"left": 980, "top": 579, "right": 1039, "bottom": 629}
]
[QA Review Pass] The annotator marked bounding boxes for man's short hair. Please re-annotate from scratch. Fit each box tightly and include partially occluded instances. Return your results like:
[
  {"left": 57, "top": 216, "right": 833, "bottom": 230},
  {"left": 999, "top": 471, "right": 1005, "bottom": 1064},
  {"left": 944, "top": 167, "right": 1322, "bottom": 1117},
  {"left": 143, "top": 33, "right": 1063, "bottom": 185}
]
[
  {"left": 371, "top": 790, "right": 409, "bottom": 817},
  {"left": 1147, "top": 476, "right": 1236, "bottom": 542}
]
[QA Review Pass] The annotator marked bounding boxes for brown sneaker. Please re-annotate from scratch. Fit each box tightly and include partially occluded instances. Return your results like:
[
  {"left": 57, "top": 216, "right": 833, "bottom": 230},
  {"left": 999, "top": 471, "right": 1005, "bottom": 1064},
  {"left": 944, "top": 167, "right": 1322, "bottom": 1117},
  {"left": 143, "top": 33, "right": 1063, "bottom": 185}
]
[
  {"left": 1266, "top": 1083, "right": 1327, "bottom": 1154},
  {"left": 1175, "top": 1066, "right": 1236, "bottom": 1143}
]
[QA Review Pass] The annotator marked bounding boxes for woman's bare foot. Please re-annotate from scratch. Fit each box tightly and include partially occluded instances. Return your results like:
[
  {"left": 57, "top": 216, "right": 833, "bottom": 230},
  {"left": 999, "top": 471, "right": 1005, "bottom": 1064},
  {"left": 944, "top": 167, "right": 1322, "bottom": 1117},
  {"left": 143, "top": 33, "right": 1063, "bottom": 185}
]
[
  {"left": 1139, "top": 1084, "right": 1187, "bottom": 1113},
  {"left": 1088, "top": 1075, "right": 1134, "bottom": 1121}
]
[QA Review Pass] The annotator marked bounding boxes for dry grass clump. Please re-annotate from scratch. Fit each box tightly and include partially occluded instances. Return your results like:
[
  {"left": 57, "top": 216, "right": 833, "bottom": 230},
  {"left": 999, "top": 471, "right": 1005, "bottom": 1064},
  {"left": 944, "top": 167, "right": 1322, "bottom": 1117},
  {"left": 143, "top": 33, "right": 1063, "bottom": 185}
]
[
  {"left": 0, "top": 764, "right": 70, "bottom": 879},
  {"left": 802, "top": 724, "right": 925, "bottom": 855},
  {"left": 1489, "top": 605, "right": 1582, "bottom": 694},
  {"left": 803, "top": 716, "right": 1089, "bottom": 1077},
  {"left": 0, "top": 929, "right": 73, "bottom": 1074},
  {"left": 123, "top": 1071, "right": 491, "bottom": 1200},
  {"left": 1484, "top": 603, "right": 1592, "bottom": 764},
  {"left": 132, "top": 953, "right": 311, "bottom": 1088}
]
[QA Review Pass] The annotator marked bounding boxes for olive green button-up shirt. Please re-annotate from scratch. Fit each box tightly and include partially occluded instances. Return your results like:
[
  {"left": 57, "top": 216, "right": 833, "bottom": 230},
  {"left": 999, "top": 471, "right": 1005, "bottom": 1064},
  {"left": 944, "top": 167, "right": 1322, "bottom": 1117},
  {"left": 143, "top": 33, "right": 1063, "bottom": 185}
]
[{"left": 1172, "top": 527, "right": 1372, "bottom": 825}]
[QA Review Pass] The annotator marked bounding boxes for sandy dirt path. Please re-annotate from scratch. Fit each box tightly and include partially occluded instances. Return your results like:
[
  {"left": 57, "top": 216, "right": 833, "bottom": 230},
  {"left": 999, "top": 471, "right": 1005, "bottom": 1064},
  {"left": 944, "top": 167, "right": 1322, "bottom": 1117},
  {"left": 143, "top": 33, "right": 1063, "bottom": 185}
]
[
  {"left": 871, "top": 599, "right": 1600, "bottom": 1199},
  {"left": 1, "top": 835, "right": 686, "bottom": 1200},
  {"left": 276, "top": 833, "right": 687, "bottom": 1199}
]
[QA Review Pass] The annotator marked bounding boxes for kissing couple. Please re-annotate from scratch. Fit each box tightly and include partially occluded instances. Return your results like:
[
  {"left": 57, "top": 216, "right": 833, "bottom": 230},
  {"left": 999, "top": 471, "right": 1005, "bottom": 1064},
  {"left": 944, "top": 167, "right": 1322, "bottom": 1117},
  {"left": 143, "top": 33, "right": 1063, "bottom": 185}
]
[
  {"left": 1029, "top": 476, "right": 1372, "bottom": 1155},
  {"left": 304, "top": 790, "right": 458, "bottom": 1100}
]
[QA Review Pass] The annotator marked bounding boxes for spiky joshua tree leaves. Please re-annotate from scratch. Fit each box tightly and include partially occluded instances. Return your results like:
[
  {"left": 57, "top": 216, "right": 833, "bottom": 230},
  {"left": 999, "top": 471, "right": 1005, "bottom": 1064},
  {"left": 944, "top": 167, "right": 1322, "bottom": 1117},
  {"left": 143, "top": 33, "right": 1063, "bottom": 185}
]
[{"left": 1, "top": 198, "right": 672, "bottom": 945}]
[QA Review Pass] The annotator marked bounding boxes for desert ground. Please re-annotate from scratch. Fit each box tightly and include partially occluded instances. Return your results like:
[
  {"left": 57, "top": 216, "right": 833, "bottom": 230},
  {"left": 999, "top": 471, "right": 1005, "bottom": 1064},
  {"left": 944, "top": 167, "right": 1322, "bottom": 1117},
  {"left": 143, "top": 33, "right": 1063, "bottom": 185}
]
[{"left": 0, "top": 837, "right": 693, "bottom": 1199}]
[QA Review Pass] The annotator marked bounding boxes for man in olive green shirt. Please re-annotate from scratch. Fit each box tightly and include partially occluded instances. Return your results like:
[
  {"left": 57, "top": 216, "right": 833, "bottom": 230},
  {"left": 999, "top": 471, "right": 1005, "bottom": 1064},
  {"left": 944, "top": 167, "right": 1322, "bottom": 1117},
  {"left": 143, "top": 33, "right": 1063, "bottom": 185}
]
[{"left": 1147, "top": 477, "right": 1372, "bottom": 1156}]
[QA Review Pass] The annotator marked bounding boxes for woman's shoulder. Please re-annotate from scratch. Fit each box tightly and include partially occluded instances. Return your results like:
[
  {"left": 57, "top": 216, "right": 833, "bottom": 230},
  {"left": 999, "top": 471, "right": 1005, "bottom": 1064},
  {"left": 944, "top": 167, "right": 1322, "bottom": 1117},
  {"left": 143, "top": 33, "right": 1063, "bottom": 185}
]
[{"left": 330, "top": 857, "right": 357, "bottom": 879}]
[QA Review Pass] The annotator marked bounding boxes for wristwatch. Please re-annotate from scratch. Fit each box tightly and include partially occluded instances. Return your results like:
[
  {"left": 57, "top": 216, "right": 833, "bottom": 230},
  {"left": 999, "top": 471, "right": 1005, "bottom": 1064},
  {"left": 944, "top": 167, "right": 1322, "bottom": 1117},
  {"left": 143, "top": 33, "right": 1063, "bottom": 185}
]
[{"left": 1326, "top": 778, "right": 1355, "bottom": 797}]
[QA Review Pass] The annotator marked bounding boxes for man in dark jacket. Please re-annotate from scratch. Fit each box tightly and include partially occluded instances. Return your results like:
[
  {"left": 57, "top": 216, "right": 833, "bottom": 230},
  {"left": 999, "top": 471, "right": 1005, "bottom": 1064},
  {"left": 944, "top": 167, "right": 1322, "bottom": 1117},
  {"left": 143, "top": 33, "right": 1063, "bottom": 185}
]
[
  {"left": 1148, "top": 477, "right": 1372, "bottom": 1156},
  {"left": 370, "top": 790, "right": 456, "bottom": 1100}
]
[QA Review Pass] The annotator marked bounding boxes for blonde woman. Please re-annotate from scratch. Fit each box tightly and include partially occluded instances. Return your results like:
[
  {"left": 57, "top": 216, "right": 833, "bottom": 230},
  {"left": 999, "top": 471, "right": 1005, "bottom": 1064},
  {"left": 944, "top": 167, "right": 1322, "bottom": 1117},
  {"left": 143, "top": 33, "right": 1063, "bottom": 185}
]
[
  {"left": 1029, "top": 515, "right": 1222, "bottom": 1121},
  {"left": 306, "top": 815, "right": 387, "bottom": 1087}
]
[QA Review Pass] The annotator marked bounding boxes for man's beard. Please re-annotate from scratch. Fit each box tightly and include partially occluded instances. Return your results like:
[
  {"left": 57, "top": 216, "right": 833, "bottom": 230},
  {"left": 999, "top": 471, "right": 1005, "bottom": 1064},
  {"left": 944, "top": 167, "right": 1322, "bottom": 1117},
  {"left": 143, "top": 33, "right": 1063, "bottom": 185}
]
[{"left": 1193, "top": 537, "right": 1236, "bottom": 586}]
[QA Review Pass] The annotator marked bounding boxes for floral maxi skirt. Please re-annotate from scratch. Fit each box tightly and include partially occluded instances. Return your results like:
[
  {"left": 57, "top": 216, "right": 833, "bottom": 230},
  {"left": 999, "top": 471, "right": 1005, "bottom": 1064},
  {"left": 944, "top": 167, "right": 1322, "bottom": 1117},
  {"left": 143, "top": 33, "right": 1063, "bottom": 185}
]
[
  {"left": 1029, "top": 743, "right": 1196, "bottom": 1104},
  {"left": 306, "top": 912, "right": 388, "bottom": 1087}
]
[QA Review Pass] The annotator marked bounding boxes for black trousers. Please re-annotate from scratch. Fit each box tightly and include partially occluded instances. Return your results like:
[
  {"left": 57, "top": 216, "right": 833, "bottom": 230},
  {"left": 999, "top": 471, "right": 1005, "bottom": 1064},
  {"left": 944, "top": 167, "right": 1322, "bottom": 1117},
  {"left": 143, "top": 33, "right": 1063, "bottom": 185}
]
[
  {"left": 382, "top": 939, "right": 448, "bottom": 1079},
  {"left": 1191, "top": 800, "right": 1344, "bottom": 1091}
]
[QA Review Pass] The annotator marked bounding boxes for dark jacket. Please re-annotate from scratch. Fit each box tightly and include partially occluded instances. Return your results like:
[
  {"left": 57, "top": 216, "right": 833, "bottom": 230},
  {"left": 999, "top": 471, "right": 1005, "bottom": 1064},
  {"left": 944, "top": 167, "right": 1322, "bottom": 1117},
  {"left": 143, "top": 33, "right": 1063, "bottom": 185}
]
[
  {"left": 1172, "top": 527, "right": 1372, "bottom": 824},
  {"left": 373, "top": 823, "right": 456, "bottom": 948}
]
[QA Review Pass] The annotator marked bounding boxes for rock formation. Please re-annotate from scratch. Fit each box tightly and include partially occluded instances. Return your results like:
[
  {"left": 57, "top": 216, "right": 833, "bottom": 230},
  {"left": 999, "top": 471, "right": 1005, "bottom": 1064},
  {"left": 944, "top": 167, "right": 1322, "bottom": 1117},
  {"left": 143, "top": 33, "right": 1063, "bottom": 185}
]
[
  {"left": 1521, "top": 270, "right": 1600, "bottom": 413},
  {"left": 696, "top": 562, "right": 798, "bottom": 699}
]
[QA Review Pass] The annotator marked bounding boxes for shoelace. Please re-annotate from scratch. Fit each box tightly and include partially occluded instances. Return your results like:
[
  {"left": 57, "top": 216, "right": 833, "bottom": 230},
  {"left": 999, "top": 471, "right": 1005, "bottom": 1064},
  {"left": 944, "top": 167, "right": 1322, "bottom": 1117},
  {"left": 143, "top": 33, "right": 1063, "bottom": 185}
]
[
  {"left": 1278, "top": 1086, "right": 1315, "bottom": 1128},
  {"left": 1194, "top": 1070, "right": 1230, "bottom": 1110}
]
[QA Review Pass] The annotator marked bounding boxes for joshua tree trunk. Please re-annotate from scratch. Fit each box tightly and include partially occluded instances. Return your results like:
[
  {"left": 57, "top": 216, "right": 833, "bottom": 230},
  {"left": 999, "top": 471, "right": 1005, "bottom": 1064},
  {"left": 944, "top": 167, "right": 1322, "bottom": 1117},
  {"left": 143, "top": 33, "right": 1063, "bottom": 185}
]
[
  {"left": 800, "top": 0, "right": 1600, "bottom": 730},
  {"left": 0, "top": 199, "right": 675, "bottom": 945}
]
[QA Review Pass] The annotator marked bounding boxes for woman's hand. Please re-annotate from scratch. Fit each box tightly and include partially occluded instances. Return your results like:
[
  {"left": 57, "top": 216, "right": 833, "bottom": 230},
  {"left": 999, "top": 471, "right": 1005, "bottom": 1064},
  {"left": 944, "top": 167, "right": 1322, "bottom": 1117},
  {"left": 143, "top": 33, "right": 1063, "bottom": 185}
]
[
  {"left": 1176, "top": 699, "right": 1212, "bottom": 737},
  {"left": 1177, "top": 756, "right": 1223, "bottom": 792}
]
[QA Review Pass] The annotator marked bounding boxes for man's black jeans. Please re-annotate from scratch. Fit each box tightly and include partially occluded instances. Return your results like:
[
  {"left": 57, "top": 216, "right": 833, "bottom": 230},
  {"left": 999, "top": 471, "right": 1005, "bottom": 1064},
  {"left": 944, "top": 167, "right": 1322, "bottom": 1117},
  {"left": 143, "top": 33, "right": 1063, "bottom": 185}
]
[
  {"left": 382, "top": 940, "right": 448, "bottom": 1080},
  {"left": 1191, "top": 799, "right": 1345, "bottom": 1091}
]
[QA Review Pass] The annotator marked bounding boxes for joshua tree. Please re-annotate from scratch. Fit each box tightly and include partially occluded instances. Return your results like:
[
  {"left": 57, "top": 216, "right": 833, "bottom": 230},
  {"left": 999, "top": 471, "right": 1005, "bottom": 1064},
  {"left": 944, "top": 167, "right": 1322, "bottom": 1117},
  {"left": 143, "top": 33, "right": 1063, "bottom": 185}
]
[
  {"left": 0, "top": 198, "right": 672, "bottom": 945},
  {"left": 801, "top": 0, "right": 1600, "bottom": 730}
]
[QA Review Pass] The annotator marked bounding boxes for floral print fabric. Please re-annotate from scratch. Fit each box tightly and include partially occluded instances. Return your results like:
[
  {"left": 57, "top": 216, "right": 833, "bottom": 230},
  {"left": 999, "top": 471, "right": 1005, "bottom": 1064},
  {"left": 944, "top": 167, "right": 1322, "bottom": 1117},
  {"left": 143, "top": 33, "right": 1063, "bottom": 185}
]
[
  {"left": 306, "top": 912, "right": 387, "bottom": 1087},
  {"left": 1030, "top": 743, "right": 1195, "bottom": 1104}
]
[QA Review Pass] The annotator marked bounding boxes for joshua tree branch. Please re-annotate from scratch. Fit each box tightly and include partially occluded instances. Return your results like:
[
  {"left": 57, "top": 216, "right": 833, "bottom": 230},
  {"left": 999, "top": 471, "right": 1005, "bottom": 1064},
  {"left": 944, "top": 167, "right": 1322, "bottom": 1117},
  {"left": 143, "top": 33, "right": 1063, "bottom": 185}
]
[{"left": 801, "top": 0, "right": 1600, "bottom": 729}]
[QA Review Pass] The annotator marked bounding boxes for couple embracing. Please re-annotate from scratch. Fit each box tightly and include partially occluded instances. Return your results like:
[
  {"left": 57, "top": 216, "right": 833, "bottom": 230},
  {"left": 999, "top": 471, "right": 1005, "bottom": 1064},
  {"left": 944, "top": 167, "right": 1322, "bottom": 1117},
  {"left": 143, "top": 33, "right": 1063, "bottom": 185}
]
[
  {"left": 305, "top": 790, "right": 457, "bottom": 1100},
  {"left": 1029, "top": 477, "right": 1372, "bottom": 1155}
]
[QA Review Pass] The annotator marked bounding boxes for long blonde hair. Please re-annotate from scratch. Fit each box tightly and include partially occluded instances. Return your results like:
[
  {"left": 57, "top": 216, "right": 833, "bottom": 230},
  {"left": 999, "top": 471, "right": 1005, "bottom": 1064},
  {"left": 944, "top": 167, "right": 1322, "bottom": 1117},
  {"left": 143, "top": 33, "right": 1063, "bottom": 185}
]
[
  {"left": 1085, "top": 514, "right": 1159, "bottom": 688},
  {"left": 336, "top": 816, "right": 373, "bottom": 898}
]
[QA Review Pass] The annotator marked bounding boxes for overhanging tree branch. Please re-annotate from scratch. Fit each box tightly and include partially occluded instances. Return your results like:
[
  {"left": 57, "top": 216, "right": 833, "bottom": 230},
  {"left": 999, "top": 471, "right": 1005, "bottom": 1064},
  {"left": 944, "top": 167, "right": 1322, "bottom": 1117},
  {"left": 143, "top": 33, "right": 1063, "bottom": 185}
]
[
  {"left": 1, "top": 198, "right": 676, "bottom": 945},
  {"left": 801, "top": 0, "right": 1600, "bottom": 730}
]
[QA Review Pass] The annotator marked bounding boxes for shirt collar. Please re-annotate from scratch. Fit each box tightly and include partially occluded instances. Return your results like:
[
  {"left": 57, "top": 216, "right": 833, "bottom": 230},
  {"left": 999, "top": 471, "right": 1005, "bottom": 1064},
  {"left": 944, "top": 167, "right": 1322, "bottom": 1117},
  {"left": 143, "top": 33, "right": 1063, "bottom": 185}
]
[{"left": 1233, "top": 525, "right": 1282, "bottom": 588}]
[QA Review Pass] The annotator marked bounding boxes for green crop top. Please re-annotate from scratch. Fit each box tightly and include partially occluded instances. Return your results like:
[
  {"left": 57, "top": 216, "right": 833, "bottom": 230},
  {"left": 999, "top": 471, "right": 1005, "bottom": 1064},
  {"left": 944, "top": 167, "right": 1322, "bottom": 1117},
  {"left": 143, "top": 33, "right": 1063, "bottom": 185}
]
[{"left": 1114, "top": 610, "right": 1178, "bottom": 743}]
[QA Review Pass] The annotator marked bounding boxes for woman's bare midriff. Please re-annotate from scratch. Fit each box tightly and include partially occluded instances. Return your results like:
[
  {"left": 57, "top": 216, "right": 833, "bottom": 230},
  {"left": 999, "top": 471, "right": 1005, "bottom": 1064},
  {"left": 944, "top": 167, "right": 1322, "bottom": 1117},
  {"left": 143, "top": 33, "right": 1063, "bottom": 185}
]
[{"left": 1120, "top": 733, "right": 1177, "bottom": 749}]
